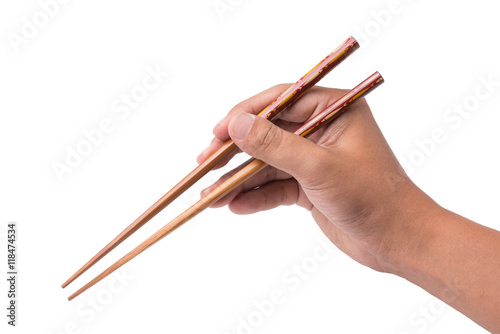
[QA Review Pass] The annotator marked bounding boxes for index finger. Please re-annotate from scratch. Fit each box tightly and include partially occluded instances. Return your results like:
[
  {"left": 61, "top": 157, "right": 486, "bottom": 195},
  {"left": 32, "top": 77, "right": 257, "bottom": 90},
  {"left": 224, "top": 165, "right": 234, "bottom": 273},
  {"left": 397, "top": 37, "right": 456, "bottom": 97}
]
[
  {"left": 197, "top": 85, "right": 347, "bottom": 166},
  {"left": 212, "top": 84, "right": 291, "bottom": 141},
  {"left": 212, "top": 84, "right": 347, "bottom": 142}
]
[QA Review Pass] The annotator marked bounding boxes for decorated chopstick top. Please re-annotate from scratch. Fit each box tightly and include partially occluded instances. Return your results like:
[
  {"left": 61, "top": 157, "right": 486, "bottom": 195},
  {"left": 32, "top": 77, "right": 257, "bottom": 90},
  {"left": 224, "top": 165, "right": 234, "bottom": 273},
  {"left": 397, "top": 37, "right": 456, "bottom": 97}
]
[
  {"left": 257, "top": 36, "right": 359, "bottom": 121},
  {"left": 297, "top": 72, "right": 384, "bottom": 138}
]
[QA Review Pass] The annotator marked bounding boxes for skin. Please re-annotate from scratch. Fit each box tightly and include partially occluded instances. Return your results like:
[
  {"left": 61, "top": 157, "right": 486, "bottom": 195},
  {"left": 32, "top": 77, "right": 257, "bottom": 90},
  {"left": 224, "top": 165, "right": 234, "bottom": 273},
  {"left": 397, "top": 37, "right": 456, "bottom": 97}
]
[{"left": 197, "top": 84, "right": 500, "bottom": 333}]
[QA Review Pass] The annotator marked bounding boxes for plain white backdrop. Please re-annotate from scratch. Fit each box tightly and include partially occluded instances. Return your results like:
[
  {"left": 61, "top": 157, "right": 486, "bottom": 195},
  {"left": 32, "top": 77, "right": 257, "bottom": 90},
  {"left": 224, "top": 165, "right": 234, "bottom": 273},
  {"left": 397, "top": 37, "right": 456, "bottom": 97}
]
[{"left": 1, "top": 0, "right": 499, "bottom": 333}]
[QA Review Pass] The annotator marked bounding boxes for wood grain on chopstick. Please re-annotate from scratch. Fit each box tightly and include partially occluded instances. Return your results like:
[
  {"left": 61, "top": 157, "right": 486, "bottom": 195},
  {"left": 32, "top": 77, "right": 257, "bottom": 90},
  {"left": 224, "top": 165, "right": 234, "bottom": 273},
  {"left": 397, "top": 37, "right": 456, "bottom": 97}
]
[
  {"left": 67, "top": 72, "right": 383, "bottom": 301},
  {"left": 61, "top": 37, "right": 359, "bottom": 289}
]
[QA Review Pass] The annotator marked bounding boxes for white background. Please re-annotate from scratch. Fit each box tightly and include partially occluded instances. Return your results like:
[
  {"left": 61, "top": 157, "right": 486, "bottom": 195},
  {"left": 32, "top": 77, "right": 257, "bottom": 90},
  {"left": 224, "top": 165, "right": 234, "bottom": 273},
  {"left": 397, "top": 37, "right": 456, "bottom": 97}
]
[{"left": 1, "top": 0, "right": 499, "bottom": 333}]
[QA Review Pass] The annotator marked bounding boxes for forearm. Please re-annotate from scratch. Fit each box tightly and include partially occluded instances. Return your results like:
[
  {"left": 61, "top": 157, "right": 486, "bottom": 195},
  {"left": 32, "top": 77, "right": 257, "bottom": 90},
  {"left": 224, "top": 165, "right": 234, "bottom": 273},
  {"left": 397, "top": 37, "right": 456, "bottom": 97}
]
[{"left": 390, "top": 195, "right": 500, "bottom": 332}]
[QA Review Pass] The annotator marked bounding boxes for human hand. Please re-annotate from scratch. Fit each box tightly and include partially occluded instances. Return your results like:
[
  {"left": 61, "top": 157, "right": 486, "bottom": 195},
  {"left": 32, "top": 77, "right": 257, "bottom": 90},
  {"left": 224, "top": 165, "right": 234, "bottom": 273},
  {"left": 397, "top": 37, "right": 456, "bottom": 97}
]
[{"left": 197, "top": 84, "right": 439, "bottom": 274}]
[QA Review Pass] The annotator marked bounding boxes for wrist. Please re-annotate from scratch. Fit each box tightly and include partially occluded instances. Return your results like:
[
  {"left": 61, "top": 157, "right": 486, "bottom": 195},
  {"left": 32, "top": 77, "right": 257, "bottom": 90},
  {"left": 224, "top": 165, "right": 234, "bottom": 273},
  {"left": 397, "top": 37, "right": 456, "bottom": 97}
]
[{"left": 375, "top": 183, "right": 446, "bottom": 278}]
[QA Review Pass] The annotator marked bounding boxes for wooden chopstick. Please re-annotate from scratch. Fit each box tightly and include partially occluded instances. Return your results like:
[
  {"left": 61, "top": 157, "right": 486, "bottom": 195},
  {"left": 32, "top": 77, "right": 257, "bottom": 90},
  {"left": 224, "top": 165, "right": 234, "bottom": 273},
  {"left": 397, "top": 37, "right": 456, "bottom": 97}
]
[
  {"left": 61, "top": 37, "right": 359, "bottom": 289},
  {"left": 67, "top": 72, "right": 384, "bottom": 301}
]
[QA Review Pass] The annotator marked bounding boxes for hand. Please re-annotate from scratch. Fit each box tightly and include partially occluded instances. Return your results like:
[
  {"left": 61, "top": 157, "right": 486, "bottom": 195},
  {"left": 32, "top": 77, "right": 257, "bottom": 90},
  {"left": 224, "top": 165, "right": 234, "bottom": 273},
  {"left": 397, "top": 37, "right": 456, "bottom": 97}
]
[
  {"left": 198, "top": 84, "right": 437, "bottom": 274},
  {"left": 198, "top": 84, "right": 500, "bottom": 332}
]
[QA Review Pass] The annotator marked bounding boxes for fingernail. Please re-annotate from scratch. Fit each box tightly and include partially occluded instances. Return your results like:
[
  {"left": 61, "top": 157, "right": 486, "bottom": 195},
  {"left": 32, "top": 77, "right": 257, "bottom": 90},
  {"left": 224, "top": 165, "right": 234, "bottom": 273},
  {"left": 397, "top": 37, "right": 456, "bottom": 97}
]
[{"left": 231, "top": 113, "right": 255, "bottom": 140}]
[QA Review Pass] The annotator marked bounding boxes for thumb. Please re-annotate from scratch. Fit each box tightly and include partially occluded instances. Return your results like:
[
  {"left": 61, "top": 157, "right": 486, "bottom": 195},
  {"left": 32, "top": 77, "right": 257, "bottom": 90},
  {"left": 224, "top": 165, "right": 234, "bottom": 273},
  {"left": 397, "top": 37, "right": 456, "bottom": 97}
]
[{"left": 228, "top": 113, "right": 329, "bottom": 186}]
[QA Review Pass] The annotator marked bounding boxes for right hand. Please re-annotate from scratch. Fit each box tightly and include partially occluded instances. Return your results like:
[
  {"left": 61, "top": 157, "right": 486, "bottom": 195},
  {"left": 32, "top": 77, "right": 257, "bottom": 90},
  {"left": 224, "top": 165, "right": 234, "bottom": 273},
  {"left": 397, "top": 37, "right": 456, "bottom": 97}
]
[{"left": 198, "top": 84, "right": 439, "bottom": 275}]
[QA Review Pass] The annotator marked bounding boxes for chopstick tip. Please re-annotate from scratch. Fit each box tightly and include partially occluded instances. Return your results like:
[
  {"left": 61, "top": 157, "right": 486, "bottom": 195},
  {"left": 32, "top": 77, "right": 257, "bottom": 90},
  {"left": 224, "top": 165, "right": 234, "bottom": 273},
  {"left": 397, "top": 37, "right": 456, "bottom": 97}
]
[
  {"left": 61, "top": 277, "right": 73, "bottom": 289},
  {"left": 68, "top": 291, "right": 79, "bottom": 301}
]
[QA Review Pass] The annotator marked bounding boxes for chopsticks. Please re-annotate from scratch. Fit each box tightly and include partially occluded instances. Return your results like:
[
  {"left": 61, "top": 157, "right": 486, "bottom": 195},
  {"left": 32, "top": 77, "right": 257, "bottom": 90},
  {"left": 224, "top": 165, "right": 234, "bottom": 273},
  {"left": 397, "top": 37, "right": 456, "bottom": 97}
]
[
  {"left": 67, "top": 71, "right": 384, "bottom": 300},
  {"left": 61, "top": 36, "right": 359, "bottom": 289}
]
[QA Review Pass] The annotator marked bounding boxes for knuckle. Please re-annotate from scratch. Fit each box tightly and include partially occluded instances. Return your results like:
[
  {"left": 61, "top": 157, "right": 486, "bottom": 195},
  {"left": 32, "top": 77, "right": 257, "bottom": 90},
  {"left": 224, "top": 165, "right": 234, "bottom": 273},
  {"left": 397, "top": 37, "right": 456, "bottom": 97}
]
[{"left": 255, "top": 122, "right": 281, "bottom": 154}]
